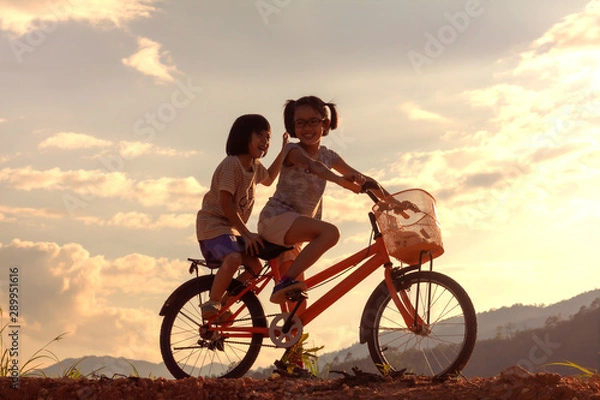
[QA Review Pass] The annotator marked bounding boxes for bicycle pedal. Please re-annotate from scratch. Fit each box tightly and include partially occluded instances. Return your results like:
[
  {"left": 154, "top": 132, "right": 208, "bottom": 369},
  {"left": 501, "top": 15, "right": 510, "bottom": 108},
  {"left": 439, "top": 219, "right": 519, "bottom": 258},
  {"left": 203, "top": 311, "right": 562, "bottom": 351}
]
[{"left": 285, "top": 289, "right": 308, "bottom": 302}]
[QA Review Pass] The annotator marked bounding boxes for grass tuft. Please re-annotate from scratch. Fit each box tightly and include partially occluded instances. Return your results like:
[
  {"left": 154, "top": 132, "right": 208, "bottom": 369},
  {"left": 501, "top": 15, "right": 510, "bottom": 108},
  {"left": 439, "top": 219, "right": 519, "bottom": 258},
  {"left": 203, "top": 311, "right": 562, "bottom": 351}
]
[{"left": 547, "top": 360, "right": 599, "bottom": 379}]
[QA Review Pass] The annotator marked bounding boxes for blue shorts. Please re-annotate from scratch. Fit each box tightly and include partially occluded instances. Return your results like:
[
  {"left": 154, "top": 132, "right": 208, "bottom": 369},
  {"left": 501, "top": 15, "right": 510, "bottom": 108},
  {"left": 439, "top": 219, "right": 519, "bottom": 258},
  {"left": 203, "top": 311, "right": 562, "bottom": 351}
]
[{"left": 199, "top": 234, "right": 242, "bottom": 266}]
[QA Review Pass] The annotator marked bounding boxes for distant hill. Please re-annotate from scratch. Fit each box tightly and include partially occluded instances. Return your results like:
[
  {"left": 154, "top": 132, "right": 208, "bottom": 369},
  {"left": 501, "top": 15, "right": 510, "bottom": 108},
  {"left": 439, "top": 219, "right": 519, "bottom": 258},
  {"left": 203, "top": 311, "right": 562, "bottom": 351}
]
[
  {"left": 475, "top": 289, "right": 600, "bottom": 340},
  {"left": 463, "top": 300, "right": 600, "bottom": 377},
  {"left": 38, "top": 355, "right": 170, "bottom": 379},
  {"left": 39, "top": 289, "right": 600, "bottom": 379}
]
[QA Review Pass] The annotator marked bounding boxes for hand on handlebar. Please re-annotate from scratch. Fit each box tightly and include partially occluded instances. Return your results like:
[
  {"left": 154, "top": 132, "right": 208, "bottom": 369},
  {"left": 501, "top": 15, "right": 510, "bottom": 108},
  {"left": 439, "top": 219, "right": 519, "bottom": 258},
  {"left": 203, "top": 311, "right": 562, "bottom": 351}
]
[
  {"left": 359, "top": 179, "right": 391, "bottom": 204},
  {"left": 344, "top": 173, "right": 367, "bottom": 186}
]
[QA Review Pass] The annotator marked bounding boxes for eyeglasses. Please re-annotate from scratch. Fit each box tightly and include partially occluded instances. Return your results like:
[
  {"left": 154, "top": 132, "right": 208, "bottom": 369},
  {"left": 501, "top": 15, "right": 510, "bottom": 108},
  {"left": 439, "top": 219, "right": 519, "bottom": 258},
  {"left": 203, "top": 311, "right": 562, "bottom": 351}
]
[{"left": 294, "top": 118, "right": 325, "bottom": 129}]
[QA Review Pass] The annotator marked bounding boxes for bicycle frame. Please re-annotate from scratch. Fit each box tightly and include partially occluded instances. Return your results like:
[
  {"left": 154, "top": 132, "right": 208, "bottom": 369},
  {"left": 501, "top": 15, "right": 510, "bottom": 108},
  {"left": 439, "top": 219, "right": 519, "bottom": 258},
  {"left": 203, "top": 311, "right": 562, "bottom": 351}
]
[{"left": 211, "top": 222, "right": 426, "bottom": 342}]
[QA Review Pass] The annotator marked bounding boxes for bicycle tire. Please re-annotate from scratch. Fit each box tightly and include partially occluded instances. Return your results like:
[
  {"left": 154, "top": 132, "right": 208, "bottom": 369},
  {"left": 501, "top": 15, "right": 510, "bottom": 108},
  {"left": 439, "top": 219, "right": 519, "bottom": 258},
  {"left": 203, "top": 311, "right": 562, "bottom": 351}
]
[
  {"left": 361, "top": 270, "right": 477, "bottom": 377},
  {"left": 159, "top": 276, "right": 266, "bottom": 379}
]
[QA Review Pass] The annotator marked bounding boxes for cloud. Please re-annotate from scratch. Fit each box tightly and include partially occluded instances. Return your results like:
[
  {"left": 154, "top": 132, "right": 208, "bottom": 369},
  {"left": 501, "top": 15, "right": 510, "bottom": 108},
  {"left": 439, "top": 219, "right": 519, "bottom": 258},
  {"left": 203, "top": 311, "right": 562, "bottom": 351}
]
[
  {"left": 122, "top": 36, "right": 180, "bottom": 84},
  {"left": 380, "top": 133, "right": 597, "bottom": 233},
  {"left": 322, "top": 188, "right": 372, "bottom": 224},
  {"left": 400, "top": 1, "right": 600, "bottom": 232},
  {"left": 35, "top": 132, "right": 197, "bottom": 157},
  {"left": 0, "top": 0, "right": 159, "bottom": 36},
  {"left": 0, "top": 166, "right": 130, "bottom": 193},
  {"left": 0, "top": 204, "right": 194, "bottom": 230},
  {"left": 133, "top": 176, "right": 204, "bottom": 210},
  {"left": 107, "top": 212, "right": 194, "bottom": 230},
  {"left": 400, "top": 101, "right": 450, "bottom": 123},
  {"left": 528, "top": 0, "right": 600, "bottom": 51},
  {"left": 0, "top": 166, "right": 206, "bottom": 211},
  {"left": 0, "top": 205, "right": 63, "bottom": 224},
  {"left": 117, "top": 141, "right": 197, "bottom": 159},
  {"left": 455, "top": 2, "right": 599, "bottom": 150},
  {"left": 38, "top": 132, "right": 113, "bottom": 150},
  {"left": 0, "top": 239, "right": 187, "bottom": 362}
]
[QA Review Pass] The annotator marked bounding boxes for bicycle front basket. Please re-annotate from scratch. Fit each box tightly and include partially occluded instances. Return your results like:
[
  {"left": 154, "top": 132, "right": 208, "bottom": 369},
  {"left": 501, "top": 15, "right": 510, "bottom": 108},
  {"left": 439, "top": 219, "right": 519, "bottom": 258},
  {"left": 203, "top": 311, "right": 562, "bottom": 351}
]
[{"left": 372, "top": 188, "right": 444, "bottom": 265}]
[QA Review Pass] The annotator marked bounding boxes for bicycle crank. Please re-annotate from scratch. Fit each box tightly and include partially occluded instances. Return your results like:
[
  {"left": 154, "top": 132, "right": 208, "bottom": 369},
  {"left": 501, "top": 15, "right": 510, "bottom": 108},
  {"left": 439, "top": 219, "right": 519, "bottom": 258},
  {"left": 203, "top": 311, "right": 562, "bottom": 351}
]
[{"left": 269, "top": 312, "right": 303, "bottom": 348}]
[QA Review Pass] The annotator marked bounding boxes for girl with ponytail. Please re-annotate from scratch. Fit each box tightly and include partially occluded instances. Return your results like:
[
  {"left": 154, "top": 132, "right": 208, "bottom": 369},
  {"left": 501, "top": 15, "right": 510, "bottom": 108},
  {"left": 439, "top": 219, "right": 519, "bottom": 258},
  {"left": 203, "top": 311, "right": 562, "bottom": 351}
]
[{"left": 258, "top": 95, "right": 379, "bottom": 304}]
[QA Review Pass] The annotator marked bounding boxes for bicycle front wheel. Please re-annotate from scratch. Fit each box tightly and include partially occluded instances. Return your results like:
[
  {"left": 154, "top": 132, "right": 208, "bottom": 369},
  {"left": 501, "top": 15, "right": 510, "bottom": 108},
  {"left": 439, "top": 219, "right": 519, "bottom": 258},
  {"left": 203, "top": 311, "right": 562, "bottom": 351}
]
[
  {"left": 362, "top": 270, "right": 477, "bottom": 377},
  {"left": 159, "top": 276, "right": 266, "bottom": 379}
]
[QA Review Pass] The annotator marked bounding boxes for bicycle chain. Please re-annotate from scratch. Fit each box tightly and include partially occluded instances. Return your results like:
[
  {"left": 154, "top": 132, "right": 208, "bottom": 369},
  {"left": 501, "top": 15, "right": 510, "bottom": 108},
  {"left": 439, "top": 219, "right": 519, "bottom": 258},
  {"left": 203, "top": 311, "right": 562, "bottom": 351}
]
[
  {"left": 224, "top": 312, "right": 280, "bottom": 324},
  {"left": 223, "top": 339, "right": 279, "bottom": 348}
]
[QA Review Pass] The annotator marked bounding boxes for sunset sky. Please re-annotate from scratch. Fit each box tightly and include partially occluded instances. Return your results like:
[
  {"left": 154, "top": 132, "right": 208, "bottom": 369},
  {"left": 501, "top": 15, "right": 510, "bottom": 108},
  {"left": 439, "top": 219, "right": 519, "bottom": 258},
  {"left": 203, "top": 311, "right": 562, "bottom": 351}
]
[{"left": 1, "top": 0, "right": 599, "bottom": 372}]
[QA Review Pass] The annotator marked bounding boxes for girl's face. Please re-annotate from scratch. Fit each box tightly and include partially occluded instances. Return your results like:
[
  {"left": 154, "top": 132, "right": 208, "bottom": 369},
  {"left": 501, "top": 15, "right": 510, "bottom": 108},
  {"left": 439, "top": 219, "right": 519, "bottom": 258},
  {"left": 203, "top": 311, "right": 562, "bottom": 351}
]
[
  {"left": 249, "top": 129, "right": 270, "bottom": 159},
  {"left": 293, "top": 105, "right": 330, "bottom": 147}
]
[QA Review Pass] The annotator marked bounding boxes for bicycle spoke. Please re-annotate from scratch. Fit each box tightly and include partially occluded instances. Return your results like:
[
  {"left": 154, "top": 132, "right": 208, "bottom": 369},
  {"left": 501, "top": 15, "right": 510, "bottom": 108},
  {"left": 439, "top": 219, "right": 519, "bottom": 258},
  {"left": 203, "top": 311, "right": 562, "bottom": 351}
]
[
  {"left": 365, "top": 271, "right": 476, "bottom": 377},
  {"left": 160, "top": 277, "right": 266, "bottom": 379}
]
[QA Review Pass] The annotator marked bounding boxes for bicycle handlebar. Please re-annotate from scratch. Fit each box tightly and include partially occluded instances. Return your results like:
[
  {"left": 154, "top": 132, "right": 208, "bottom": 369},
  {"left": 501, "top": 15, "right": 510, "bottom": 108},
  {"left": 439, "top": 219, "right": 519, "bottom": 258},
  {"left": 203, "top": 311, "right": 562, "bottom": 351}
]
[
  {"left": 343, "top": 178, "right": 417, "bottom": 220},
  {"left": 360, "top": 180, "right": 383, "bottom": 204},
  {"left": 361, "top": 180, "right": 417, "bottom": 219}
]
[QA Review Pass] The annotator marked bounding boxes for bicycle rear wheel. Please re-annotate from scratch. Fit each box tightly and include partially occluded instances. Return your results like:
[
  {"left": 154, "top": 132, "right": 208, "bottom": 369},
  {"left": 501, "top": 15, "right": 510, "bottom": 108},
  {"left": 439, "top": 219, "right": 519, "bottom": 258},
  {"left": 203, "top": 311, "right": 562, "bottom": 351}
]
[
  {"left": 362, "top": 270, "right": 477, "bottom": 377},
  {"left": 159, "top": 276, "right": 266, "bottom": 378}
]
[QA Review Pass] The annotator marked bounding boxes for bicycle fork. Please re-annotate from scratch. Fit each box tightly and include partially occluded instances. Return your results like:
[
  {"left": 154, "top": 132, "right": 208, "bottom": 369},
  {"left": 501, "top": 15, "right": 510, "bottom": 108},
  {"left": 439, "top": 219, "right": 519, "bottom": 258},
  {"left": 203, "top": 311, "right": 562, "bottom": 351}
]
[{"left": 384, "top": 255, "right": 432, "bottom": 335}]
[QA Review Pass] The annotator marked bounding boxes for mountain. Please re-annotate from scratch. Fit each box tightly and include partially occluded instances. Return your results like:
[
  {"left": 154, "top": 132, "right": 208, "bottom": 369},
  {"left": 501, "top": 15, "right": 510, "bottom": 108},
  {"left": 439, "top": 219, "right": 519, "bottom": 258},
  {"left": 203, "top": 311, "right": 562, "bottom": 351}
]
[
  {"left": 39, "top": 289, "right": 600, "bottom": 379},
  {"left": 38, "top": 355, "right": 171, "bottom": 379},
  {"left": 474, "top": 289, "right": 600, "bottom": 341},
  {"left": 462, "top": 299, "right": 600, "bottom": 377}
]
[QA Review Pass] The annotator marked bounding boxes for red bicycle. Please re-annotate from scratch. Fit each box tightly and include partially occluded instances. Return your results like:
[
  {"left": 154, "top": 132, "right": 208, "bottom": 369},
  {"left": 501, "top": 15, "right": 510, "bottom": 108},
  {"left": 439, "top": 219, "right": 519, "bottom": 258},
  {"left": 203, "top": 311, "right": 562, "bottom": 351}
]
[{"left": 159, "top": 183, "right": 477, "bottom": 379}]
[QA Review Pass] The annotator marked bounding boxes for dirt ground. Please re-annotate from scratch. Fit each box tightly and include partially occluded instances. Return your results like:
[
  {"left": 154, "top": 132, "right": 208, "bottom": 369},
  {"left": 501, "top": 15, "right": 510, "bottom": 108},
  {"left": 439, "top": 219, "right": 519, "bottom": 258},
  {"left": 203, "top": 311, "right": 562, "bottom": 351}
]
[{"left": 2, "top": 366, "right": 599, "bottom": 400}]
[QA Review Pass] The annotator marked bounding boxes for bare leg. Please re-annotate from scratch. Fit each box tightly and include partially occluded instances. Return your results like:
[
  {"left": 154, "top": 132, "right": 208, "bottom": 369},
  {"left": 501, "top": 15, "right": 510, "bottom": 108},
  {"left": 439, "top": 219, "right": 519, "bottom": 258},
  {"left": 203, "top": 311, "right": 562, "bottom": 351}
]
[
  {"left": 283, "top": 216, "right": 339, "bottom": 280},
  {"left": 234, "top": 254, "right": 263, "bottom": 286},
  {"left": 209, "top": 252, "right": 242, "bottom": 301}
]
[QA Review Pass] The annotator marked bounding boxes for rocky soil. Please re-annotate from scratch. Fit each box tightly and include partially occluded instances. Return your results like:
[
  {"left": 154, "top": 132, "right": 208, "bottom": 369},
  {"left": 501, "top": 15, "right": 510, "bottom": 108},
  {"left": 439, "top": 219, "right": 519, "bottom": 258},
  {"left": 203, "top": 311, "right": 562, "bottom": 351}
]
[{"left": 2, "top": 366, "right": 599, "bottom": 400}]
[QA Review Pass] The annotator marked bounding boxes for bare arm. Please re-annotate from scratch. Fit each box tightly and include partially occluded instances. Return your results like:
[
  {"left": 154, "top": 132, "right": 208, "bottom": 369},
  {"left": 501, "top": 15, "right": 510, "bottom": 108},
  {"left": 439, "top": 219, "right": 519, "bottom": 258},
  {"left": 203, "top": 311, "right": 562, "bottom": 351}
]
[
  {"left": 332, "top": 156, "right": 390, "bottom": 199},
  {"left": 219, "top": 190, "right": 263, "bottom": 255},
  {"left": 262, "top": 132, "right": 289, "bottom": 186},
  {"left": 286, "top": 148, "right": 361, "bottom": 193}
]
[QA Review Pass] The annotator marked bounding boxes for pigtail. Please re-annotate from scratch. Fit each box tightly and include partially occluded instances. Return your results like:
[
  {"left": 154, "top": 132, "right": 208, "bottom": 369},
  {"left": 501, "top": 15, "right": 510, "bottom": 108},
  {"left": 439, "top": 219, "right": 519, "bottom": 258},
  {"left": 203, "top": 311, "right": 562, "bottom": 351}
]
[
  {"left": 284, "top": 96, "right": 338, "bottom": 137},
  {"left": 325, "top": 102, "right": 338, "bottom": 131},
  {"left": 283, "top": 99, "right": 297, "bottom": 137}
]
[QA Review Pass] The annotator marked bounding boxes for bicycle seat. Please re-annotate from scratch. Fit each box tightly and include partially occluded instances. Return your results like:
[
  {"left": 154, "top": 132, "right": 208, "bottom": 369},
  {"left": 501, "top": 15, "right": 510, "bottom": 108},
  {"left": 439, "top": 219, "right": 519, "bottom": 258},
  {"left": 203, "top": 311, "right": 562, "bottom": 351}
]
[
  {"left": 188, "top": 239, "right": 293, "bottom": 271},
  {"left": 187, "top": 257, "right": 221, "bottom": 270},
  {"left": 237, "top": 237, "right": 293, "bottom": 260}
]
